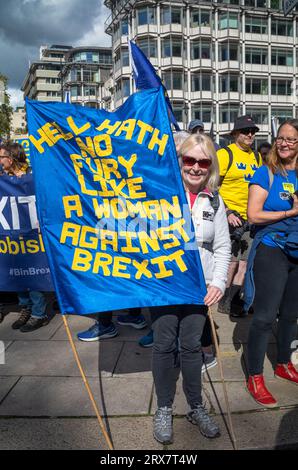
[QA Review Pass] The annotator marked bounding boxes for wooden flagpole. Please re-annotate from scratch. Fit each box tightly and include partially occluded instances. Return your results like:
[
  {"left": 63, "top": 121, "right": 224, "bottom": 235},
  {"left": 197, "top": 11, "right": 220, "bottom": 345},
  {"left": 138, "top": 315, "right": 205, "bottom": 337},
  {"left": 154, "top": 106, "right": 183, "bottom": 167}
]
[
  {"left": 208, "top": 308, "right": 238, "bottom": 450},
  {"left": 62, "top": 314, "right": 114, "bottom": 450}
]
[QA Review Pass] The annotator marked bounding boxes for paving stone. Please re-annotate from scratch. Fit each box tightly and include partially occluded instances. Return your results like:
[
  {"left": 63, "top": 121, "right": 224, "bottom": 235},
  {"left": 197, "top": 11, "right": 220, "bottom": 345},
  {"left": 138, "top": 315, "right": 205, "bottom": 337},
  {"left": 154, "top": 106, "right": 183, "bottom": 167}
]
[
  {"left": 114, "top": 341, "right": 152, "bottom": 377},
  {"left": 0, "top": 340, "right": 123, "bottom": 377},
  {"left": 0, "top": 377, "right": 20, "bottom": 402},
  {"left": 204, "top": 379, "right": 298, "bottom": 414},
  {"left": 202, "top": 344, "right": 247, "bottom": 382},
  {"left": 0, "top": 376, "right": 153, "bottom": 417}
]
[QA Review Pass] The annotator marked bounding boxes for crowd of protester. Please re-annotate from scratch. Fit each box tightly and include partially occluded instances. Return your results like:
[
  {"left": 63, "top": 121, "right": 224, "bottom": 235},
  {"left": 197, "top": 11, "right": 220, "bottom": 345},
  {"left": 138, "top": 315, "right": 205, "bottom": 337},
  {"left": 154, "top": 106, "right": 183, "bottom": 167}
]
[{"left": 0, "top": 113, "right": 298, "bottom": 445}]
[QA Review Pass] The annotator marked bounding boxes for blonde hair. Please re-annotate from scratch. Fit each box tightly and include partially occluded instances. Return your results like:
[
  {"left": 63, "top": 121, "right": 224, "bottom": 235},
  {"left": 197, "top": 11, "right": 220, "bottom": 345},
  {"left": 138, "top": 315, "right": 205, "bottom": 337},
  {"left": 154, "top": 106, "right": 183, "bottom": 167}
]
[
  {"left": 178, "top": 133, "right": 219, "bottom": 192},
  {"left": 267, "top": 119, "right": 298, "bottom": 176}
]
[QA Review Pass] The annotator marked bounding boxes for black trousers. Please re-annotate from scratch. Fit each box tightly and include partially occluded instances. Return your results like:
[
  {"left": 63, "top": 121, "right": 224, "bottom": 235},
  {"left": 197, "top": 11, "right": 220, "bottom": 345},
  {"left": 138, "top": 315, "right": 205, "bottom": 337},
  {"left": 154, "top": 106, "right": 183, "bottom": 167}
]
[{"left": 247, "top": 243, "right": 298, "bottom": 375}]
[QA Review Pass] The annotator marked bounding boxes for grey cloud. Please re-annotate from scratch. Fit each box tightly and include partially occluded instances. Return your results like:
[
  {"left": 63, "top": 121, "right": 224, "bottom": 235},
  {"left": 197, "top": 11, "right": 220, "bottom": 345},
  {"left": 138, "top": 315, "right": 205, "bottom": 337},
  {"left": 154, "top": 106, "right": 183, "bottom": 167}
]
[
  {"left": 0, "top": 0, "right": 108, "bottom": 91},
  {"left": 0, "top": 0, "right": 102, "bottom": 46}
]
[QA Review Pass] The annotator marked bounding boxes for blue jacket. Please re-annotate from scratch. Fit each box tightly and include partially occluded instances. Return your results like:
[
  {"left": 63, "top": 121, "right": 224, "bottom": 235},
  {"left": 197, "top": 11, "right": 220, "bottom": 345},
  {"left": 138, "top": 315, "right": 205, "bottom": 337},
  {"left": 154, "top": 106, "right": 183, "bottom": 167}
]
[{"left": 244, "top": 216, "right": 298, "bottom": 311}]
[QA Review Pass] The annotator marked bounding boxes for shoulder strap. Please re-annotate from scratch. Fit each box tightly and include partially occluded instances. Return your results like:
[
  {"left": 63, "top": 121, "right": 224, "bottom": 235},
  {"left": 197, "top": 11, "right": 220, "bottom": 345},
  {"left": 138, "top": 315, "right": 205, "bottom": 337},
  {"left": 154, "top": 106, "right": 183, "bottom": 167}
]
[
  {"left": 267, "top": 167, "right": 274, "bottom": 191},
  {"left": 253, "top": 150, "right": 260, "bottom": 166},
  {"left": 222, "top": 146, "right": 234, "bottom": 173},
  {"left": 210, "top": 191, "right": 220, "bottom": 215}
]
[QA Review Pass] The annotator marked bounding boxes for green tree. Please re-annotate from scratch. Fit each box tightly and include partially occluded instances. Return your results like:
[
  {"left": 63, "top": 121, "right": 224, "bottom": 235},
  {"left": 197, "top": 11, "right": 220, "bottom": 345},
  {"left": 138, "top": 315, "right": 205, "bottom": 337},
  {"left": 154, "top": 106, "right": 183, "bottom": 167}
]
[{"left": 0, "top": 74, "right": 13, "bottom": 139}]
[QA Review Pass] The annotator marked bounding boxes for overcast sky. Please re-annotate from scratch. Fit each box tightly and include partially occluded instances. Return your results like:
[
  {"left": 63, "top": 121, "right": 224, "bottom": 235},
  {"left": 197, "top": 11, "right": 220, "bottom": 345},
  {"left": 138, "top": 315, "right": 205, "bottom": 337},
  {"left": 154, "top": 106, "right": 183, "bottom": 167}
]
[{"left": 0, "top": 0, "right": 111, "bottom": 109}]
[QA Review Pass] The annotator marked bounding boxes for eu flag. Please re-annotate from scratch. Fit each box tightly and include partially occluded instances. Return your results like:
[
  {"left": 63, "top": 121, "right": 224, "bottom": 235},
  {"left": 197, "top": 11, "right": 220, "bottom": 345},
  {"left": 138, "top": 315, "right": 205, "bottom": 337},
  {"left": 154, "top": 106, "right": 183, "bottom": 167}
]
[{"left": 129, "top": 41, "right": 180, "bottom": 131}]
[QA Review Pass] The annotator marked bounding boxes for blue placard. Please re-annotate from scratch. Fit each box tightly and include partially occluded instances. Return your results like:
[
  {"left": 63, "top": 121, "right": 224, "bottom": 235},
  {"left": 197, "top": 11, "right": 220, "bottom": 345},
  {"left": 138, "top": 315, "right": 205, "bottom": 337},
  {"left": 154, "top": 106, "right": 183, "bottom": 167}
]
[
  {"left": 26, "top": 87, "right": 207, "bottom": 315},
  {"left": 0, "top": 173, "right": 53, "bottom": 291}
]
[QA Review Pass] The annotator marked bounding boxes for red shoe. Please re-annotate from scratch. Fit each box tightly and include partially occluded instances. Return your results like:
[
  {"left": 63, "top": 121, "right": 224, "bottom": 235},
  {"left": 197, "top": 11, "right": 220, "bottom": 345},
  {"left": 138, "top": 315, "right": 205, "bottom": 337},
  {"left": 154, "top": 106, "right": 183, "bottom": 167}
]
[
  {"left": 274, "top": 362, "right": 298, "bottom": 385},
  {"left": 246, "top": 374, "right": 278, "bottom": 408}
]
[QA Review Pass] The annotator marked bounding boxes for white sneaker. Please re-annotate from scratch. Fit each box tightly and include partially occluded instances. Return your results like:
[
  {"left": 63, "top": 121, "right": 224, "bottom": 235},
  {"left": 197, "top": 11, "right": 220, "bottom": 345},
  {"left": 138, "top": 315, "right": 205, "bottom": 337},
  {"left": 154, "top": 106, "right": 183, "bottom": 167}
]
[{"left": 201, "top": 353, "right": 217, "bottom": 374}]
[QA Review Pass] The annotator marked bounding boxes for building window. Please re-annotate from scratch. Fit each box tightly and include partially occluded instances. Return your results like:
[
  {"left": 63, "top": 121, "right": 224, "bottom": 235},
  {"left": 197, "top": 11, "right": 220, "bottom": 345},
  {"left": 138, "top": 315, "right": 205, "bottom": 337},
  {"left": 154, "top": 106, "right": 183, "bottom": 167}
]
[
  {"left": 246, "top": 107, "right": 268, "bottom": 125},
  {"left": 162, "top": 71, "right": 184, "bottom": 90},
  {"left": 271, "top": 79, "right": 292, "bottom": 96},
  {"left": 190, "top": 9, "right": 211, "bottom": 28},
  {"left": 162, "top": 38, "right": 183, "bottom": 58},
  {"left": 245, "top": 15, "right": 268, "bottom": 34},
  {"left": 121, "top": 18, "right": 128, "bottom": 35},
  {"left": 246, "top": 0, "right": 267, "bottom": 7},
  {"left": 271, "top": 48, "right": 293, "bottom": 66},
  {"left": 220, "top": 74, "right": 239, "bottom": 93},
  {"left": 272, "top": 108, "right": 293, "bottom": 124},
  {"left": 219, "top": 105, "right": 239, "bottom": 124},
  {"left": 84, "top": 86, "right": 96, "bottom": 96},
  {"left": 246, "top": 78, "right": 268, "bottom": 94},
  {"left": 191, "top": 73, "right": 212, "bottom": 92},
  {"left": 192, "top": 103, "right": 213, "bottom": 123},
  {"left": 161, "top": 6, "right": 183, "bottom": 25},
  {"left": 219, "top": 12, "right": 239, "bottom": 30},
  {"left": 219, "top": 42, "right": 239, "bottom": 61},
  {"left": 191, "top": 40, "right": 212, "bottom": 60},
  {"left": 137, "top": 38, "right": 157, "bottom": 58},
  {"left": 172, "top": 104, "right": 184, "bottom": 123},
  {"left": 271, "top": 19, "right": 293, "bottom": 36},
  {"left": 71, "top": 86, "right": 80, "bottom": 97},
  {"left": 137, "top": 7, "right": 155, "bottom": 26},
  {"left": 121, "top": 49, "right": 129, "bottom": 67},
  {"left": 245, "top": 47, "right": 268, "bottom": 65}
]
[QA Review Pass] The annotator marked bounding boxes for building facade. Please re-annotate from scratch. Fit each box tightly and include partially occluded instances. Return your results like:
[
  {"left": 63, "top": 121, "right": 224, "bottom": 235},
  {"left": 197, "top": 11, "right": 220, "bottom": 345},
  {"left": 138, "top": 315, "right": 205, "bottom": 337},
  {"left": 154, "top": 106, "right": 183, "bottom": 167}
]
[
  {"left": 105, "top": 0, "right": 298, "bottom": 145},
  {"left": 11, "top": 107, "right": 26, "bottom": 134},
  {"left": 22, "top": 45, "right": 113, "bottom": 109},
  {"left": 60, "top": 47, "right": 113, "bottom": 108},
  {"left": 22, "top": 45, "right": 72, "bottom": 102}
]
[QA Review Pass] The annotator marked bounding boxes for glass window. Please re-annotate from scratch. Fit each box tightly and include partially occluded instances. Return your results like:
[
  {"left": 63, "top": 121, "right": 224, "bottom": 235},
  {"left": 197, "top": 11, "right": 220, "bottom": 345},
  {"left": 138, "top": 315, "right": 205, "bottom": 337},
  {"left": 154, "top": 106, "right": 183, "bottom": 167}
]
[
  {"left": 191, "top": 73, "right": 211, "bottom": 92},
  {"left": 219, "top": 42, "right": 239, "bottom": 61},
  {"left": 86, "top": 52, "right": 93, "bottom": 63},
  {"left": 123, "top": 79, "right": 130, "bottom": 97},
  {"left": 245, "top": 47, "right": 268, "bottom": 65},
  {"left": 161, "top": 6, "right": 183, "bottom": 25},
  {"left": 271, "top": 108, "right": 293, "bottom": 124},
  {"left": 191, "top": 40, "right": 211, "bottom": 60},
  {"left": 121, "top": 50, "right": 129, "bottom": 67},
  {"left": 271, "top": 19, "right": 293, "bottom": 36},
  {"left": 271, "top": 48, "right": 293, "bottom": 66},
  {"left": 138, "top": 38, "right": 157, "bottom": 58},
  {"left": 246, "top": 78, "right": 268, "bottom": 94},
  {"left": 246, "top": 107, "right": 268, "bottom": 125},
  {"left": 219, "top": 105, "right": 239, "bottom": 124},
  {"left": 121, "top": 19, "right": 128, "bottom": 35},
  {"left": 173, "top": 104, "right": 184, "bottom": 122},
  {"left": 219, "top": 12, "right": 239, "bottom": 30},
  {"left": 162, "top": 38, "right": 183, "bottom": 57},
  {"left": 245, "top": 16, "right": 268, "bottom": 34},
  {"left": 163, "top": 71, "right": 183, "bottom": 90},
  {"left": 173, "top": 72, "right": 183, "bottom": 89},
  {"left": 271, "top": 79, "right": 292, "bottom": 95},
  {"left": 137, "top": 7, "right": 155, "bottom": 26},
  {"left": 192, "top": 103, "right": 213, "bottom": 122},
  {"left": 220, "top": 74, "right": 239, "bottom": 92}
]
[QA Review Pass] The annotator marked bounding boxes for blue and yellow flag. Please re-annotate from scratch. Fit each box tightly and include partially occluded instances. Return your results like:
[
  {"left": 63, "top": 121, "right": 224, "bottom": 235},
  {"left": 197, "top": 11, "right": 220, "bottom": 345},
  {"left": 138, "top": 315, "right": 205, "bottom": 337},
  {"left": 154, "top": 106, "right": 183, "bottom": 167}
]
[{"left": 26, "top": 87, "right": 206, "bottom": 315}]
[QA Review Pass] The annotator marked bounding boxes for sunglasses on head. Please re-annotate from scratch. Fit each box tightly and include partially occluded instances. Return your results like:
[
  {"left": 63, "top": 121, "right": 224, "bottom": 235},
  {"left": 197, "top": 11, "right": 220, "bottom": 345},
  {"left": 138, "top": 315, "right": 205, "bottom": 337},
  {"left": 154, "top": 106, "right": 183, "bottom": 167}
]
[
  {"left": 182, "top": 156, "right": 212, "bottom": 169},
  {"left": 240, "top": 128, "right": 256, "bottom": 136}
]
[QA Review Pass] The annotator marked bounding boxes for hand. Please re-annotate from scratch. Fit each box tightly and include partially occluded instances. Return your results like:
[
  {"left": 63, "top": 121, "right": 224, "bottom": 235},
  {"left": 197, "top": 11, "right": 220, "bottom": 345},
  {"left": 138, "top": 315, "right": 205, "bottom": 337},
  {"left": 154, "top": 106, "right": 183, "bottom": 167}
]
[
  {"left": 204, "top": 286, "right": 223, "bottom": 307},
  {"left": 227, "top": 212, "right": 243, "bottom": 227},
  {"left": 291, "top": 194, "right": 298, "bottom": 216}
]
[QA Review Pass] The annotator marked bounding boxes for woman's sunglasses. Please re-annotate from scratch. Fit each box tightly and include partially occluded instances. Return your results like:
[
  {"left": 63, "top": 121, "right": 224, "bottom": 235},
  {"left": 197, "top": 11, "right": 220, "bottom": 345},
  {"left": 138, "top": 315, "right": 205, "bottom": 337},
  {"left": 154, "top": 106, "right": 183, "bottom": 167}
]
[{"left": 182, "top": 156, "right": 212, "bottom": 169}]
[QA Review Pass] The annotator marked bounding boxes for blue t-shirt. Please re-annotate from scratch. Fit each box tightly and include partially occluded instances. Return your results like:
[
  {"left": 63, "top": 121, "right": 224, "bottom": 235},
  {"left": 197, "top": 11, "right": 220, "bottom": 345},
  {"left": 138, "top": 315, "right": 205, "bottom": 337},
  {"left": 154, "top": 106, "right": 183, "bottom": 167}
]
[{"left": 250, "top": 166, "right": 298, "bottom": 247}]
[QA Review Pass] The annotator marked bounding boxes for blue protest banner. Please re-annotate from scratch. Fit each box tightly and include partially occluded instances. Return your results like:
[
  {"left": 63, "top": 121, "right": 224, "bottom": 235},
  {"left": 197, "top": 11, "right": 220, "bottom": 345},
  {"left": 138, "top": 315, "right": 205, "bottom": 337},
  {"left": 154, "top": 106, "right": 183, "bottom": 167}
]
[
  {"left": 0, "top": 173, "right": 53, "bottom": 291},
  {"left": 15, "top": 137, "right": 30, "bottom": 162},
  {"left": 26, "top": 87, "right": 207, "bottom": 315}
]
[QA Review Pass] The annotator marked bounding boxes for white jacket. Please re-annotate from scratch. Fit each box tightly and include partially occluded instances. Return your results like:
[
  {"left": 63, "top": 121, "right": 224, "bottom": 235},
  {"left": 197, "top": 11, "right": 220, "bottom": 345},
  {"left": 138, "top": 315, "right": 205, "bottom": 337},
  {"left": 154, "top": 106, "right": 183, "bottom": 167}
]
[{"left": 186, "top": 190, "right": 231, "bottom": 294}]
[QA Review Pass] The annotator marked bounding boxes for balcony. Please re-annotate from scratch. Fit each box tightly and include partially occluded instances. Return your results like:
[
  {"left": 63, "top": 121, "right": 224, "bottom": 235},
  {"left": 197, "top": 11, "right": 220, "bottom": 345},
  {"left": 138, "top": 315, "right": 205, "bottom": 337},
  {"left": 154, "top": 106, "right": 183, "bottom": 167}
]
[
  {"left": 217, "top": 28, "right": 240, "bottom": 40},
  {"left": 217, "top": 60, "right": 240, "bottom": 71},
  {"left": 135, "top": 24, "right": 158, "bottom": 35},
  {"left": 271, "top": 35, "right": 294, "bottom": 45},
  {"left": 160, "top": 24, "right": 184, "bottom": 35},
  {"left": 190, "top": 59, "right": 212, "bottom": 70},
  {"left": 245, "top": 63, "right": 269, "bottom": 73},
  {"left": 218, "top": 92, "right": 240, "bottom": 101},
  {"left": 245, "top": 93, "right": 270, "bottom": 103},
  {"left": 161, "top": 57, "right": 184, "bottom": 67},
  {"left": 190, "top": 91, "right": 212, "bottom": 100},
  {"left": 189, "top": 26, "right": 212, "bottom": 37},
  {"left": 271, "top": 94, "right": 293, "bottom": 104}
]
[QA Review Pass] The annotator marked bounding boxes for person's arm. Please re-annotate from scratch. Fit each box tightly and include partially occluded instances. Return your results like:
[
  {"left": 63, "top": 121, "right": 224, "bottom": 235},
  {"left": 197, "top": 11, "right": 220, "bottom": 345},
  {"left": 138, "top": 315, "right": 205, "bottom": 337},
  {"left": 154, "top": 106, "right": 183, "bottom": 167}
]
[
  {"left": 247, "top": 184, "right": 298, "bottom": 224},
  {"left": 204, "top": 197, "right": 231, "bottom": 306}
]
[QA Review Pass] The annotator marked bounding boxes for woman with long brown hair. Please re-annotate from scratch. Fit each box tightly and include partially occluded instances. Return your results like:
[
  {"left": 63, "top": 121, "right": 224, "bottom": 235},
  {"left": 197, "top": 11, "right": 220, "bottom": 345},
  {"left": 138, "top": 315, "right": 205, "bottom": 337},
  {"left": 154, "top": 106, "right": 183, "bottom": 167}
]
[{"left": 245, "top": 119, "right": 298, "bottom": 407}]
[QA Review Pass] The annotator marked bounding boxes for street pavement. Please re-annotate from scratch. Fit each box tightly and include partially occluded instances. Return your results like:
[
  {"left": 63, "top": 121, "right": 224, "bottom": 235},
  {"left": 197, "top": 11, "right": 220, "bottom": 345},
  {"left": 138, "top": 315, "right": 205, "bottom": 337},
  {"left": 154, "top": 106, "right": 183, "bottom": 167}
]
[{"left": 0, "top": 304, "right": 297, "bottom": 450}]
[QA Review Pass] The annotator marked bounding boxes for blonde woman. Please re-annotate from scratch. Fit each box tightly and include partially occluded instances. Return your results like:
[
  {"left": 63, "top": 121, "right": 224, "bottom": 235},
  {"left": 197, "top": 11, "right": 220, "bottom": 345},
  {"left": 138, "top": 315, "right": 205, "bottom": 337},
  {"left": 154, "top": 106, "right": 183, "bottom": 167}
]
[{"left": 152, "top": 133, "right": 231, "bottom": 445}]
